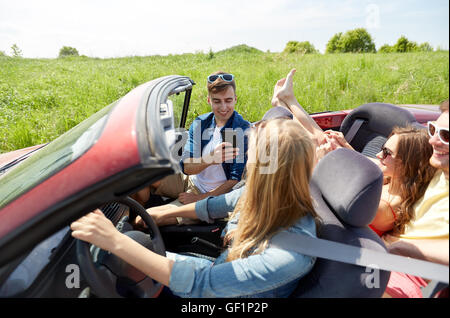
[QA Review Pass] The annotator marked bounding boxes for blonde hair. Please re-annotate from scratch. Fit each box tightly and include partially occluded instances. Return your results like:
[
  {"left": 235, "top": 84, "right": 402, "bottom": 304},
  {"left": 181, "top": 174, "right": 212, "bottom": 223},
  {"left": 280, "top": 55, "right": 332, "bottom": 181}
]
[{"left": 225, "top": 119, "right": 319, "bottom": 261}]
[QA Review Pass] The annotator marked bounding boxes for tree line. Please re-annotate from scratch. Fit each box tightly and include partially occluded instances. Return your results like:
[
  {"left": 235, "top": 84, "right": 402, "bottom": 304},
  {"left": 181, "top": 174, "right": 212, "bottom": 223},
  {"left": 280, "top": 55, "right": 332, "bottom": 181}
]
[
  {"left": 0, "top": 29, "right": 442, "bottom": 58},
  {"left": 284, "top": 28, "right": 437, "bottom": 54},
  {"left": 0, "top": 45, "right": 80, "bottom": 58}
]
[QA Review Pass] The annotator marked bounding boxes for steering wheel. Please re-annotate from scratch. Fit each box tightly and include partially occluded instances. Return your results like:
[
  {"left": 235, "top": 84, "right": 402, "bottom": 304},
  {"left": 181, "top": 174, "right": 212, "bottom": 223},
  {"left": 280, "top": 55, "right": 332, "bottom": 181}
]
[{"left": 76, "top": 197, "right": 165, "bottom": 298}]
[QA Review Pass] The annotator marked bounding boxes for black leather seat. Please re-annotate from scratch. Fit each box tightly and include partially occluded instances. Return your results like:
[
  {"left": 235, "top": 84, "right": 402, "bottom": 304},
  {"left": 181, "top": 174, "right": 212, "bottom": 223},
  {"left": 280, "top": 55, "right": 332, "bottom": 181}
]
[
  {"left": 293, "top": 148, "right": 390, "bottom": 297},
  {"left": 339, "top": 103, "right": 418, "bottom": 158}
]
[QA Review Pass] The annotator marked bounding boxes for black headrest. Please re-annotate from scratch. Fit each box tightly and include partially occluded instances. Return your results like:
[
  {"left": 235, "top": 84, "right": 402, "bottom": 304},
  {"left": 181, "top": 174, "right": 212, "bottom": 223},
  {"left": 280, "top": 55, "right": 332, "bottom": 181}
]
[
  {"left": 340, "top": 103, "right": 417, "bottom": 137},
  {"left": 312, "top": 148, "right": 383, "bottom": 227}
]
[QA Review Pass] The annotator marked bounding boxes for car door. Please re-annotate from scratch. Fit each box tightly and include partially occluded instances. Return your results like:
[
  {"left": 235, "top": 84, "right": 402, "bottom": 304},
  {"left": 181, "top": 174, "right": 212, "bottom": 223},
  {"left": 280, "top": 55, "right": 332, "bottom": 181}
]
[{"left": 0, "top": 75, "right": 194, "bottom": 271}]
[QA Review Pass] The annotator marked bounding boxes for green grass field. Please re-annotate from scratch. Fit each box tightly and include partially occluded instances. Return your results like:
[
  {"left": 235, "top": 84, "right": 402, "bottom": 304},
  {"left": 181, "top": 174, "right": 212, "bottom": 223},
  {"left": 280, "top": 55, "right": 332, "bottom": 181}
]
[{"left": 0, "top": 48, "right": 448, "bottom": 153}]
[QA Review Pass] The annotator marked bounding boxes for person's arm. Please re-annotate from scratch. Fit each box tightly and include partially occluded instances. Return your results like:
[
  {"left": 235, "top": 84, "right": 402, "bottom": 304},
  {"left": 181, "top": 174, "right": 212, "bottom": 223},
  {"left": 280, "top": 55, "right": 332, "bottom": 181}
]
[
  {"left": 383, "top": 234, "right": 449, "bottom": 266},
  {"left": 286, "top": 100, "right": 326, "bottom": 146},
  {"left": 142, "top": 203, "right": 198, "bottom": 227},
  {"left": 141, "top": 186, "right": 245, "bottom": 227},
  {"left": 324, "top": 130, "right": 354, "bottom": 150},
  {"left": 324, "top": 130, "right": 380, "bottom": 166},
  {"left": 178, "top": 179, "right": 238, "bottom": 204},
  {"left": 195, "top": 186, "right": 245, "bottom": 223},
  {"left": 71, "top": 210, "right": 173, "bottom": 286},
  {"left": 183, "top": 142, "right": 238, "bottom": 175},
  {"left": 182, "top": 161, "right": 212, "bottom": 175},
  {"left": 273, "top": 69, "right": 327, "bottom": 146},
  {"left": 168, "top": 240, "right": 315, "bottom": 298},
  {"left": 207, "top": 179, "right": 238, "bottom": 196},
  {"left": 369, "top": 200, "right": 396, "bottom": 234}
]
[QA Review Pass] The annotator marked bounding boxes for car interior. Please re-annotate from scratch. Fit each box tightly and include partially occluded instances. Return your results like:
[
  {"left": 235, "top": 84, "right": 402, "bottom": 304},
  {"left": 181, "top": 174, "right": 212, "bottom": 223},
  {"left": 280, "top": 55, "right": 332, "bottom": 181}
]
[
  {"left": 134, "top": 102, "right": 422, "bottom": 297},
  {"left": 0, "top": 98, "right": 438, "bottom": 298}
]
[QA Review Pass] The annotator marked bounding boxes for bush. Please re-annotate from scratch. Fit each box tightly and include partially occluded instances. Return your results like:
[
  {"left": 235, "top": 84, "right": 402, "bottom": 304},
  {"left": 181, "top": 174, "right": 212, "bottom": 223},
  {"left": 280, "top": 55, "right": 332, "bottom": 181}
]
[
  {"left": 326, "top": 28, "right": 376, "bottom": 53},
  {"left": 340, "top": 28, "right": 376, "bottom": 53},
  {"left": 207, "top": 48, "right": 214, "bottom": 60},
  {"left": 378, "top": 44, "right": 393, "bottom": 53},
  {"left": 10, "top": 44, "right": 22, "bottom": 57},
  {"left": 419, "top": 42, "right": 433, "bottom": 52},
  {"left": 380, "top": 36, "right": 434, "bottom": 53},
  {"left": 394, "top": 36, "right": 417, "bottom": 52},
  {"left": 59, "top": 46, "right": 79, "bottom": 58},
  {"left": 283, "top": 41, "right": 318, "bottom": 54},
  {"left": 325, "top": 33, "right": 343, "bottom": 53}
]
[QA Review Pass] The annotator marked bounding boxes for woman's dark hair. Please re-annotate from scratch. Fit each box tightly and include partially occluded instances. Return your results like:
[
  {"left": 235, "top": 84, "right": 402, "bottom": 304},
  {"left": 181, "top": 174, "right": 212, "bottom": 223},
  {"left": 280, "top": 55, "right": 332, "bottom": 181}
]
[{"left": 390, "top": 126, "right": 437, "bottom": 234}]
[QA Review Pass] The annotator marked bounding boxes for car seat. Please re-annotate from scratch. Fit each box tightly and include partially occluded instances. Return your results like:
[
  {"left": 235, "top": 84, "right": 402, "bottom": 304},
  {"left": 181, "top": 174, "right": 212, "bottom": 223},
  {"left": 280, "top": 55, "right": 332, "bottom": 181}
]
[
  {"left": 339, "top": 103, "right": 418, "bottom": 158},
  {"left": 293, "top": 148, "right": 390, "bottom": 297}
]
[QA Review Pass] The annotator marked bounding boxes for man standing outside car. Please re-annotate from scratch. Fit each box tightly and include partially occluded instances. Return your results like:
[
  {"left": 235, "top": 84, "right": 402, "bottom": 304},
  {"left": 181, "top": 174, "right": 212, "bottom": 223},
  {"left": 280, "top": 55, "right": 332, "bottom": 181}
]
[{"left": 132, "top": 71, "right": 250, "bottom": 207}]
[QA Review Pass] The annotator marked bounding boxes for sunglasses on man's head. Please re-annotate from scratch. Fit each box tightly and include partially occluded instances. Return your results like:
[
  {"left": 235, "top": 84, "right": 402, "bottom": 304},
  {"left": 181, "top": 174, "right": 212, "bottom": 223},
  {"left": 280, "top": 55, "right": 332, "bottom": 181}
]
[
  {"left": 381, "top": 146, "right": 394, "bottom": 160},
  {"left": 427, "top": 121, "right": 449, "bottom": 145},
  {"left": 207, "top": 74, "right": 234, "bottom": 83}
]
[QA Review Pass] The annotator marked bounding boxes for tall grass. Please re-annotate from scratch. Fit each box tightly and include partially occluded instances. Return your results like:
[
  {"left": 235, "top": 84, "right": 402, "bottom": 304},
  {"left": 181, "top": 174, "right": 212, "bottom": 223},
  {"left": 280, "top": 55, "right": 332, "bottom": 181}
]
[{"left": 0, "top": 50, "right": 448, "bottom": 153}]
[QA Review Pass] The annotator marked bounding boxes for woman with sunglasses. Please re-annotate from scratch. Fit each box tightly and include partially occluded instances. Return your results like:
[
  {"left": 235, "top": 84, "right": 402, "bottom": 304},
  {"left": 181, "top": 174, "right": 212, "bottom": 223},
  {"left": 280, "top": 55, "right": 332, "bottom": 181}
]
[
  {"left": 382, "top": 100, "right": 449, "bottom": 298},
  {"left": 272, "top": 69, "right": 440, "bottom": 237},
  {"left": 368, "top": 127, "right": 437, "bottom": 236},
  {"left": 71, "top": 119, "right": 321, "bottom": 297},
  {"left": 310, "top": 125, "right": 437, "bottom": 236}
]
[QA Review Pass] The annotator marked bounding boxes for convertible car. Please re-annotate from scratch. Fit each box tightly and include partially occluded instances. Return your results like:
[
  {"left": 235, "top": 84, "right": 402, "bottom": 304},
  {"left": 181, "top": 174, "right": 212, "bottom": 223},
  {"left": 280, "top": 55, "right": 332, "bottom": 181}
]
[{"left": 0, "top": 75, "right": 446, "bottom": 298}]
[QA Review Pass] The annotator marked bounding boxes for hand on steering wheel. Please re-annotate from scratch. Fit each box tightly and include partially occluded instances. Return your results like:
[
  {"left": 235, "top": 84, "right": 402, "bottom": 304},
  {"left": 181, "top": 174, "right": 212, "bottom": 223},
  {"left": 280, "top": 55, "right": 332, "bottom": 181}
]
[
  {"left": 72, "top": 197, "right": 165, "bottom": 298},
  {"left": 71, "top": 209, "right": 121, "bottom": 251}
]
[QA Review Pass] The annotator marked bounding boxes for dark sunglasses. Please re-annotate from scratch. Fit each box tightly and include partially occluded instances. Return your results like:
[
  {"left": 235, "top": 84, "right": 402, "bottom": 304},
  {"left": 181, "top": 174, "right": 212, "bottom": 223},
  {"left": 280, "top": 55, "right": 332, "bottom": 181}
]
[
  {"left": 428, "top": 121, "right": 449, "bottom": 145},
  {"left": 381, "top": 146, "right": 394, "bottom": 160},
  {"left": 207, "top": 74, "right": 234, "bottom": 83}
]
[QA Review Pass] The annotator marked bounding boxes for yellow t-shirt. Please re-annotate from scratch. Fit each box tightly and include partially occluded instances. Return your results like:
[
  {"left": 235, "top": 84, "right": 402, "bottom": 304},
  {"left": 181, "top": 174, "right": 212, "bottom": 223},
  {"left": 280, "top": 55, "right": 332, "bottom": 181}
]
[{"left": 400, "top": 170, "right": 449, "bottom": 239}]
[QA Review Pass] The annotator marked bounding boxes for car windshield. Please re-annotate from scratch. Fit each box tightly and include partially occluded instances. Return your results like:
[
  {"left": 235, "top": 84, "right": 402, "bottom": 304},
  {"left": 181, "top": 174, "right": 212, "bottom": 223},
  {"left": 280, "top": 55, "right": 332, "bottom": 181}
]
[{"left": 0, "top": 101, "right": 116, "bottom": 209}]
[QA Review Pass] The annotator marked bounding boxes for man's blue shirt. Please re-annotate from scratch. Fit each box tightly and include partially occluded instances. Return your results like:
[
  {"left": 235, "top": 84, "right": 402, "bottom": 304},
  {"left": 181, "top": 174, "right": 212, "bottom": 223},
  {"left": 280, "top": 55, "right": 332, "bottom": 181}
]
[{"left": 180, "top": 110, "right": 250, "bottom": 181}]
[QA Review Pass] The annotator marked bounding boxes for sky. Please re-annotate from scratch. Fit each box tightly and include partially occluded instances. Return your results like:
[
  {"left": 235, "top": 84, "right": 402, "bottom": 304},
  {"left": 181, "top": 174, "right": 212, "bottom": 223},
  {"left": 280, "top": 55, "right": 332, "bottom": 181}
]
[{"left": 0, "top": 0, "right": 448, "bottom": 58}]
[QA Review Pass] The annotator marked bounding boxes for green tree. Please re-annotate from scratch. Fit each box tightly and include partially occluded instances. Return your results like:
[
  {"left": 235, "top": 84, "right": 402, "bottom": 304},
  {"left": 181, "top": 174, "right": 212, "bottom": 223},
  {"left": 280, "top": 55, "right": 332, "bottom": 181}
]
[
  {"left": 207, "top": 48, "right": 214, "bottom": 60},
  {"left": 326, "top": 29, "right": 376, "bottom": 53},
  {"left": 394, "top": 36, "right": 409, "bottom": 52},
  {"left": 339, "top": 28, "right": 376, "bottom": 53},
  {"left": 59, "top": 46, "right": 79, "bottom": 57},
  {"left": 418, "top": 42, "right": 433, "bottom": 52},
  {"left": 393, "top": 36, "right": 418, "bottom": 52},
  {"left": 326, "top": 32, "right": 343, "bottom": 53},
  {"left": 10, "top": 44, "right": 22, "bottom": 57},
  {"left": 284, "top": 41, "right": 318, "bottom": 54},
  {"left": 378, "top": 38, "right": 433, "bottom": 53},
  {"left": 378, "top": 44, "right": 393, "bottom": 53}
]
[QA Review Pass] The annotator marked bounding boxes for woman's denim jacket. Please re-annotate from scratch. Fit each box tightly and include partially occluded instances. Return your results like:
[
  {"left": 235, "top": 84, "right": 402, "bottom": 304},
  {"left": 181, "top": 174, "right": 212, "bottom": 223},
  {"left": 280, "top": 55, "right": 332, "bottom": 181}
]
[
  {"left": 179, "top": 111, "right": 250, "bottom": 182},
  {"left": 167, "top": 187, "right": 317, "bottom": 298}
]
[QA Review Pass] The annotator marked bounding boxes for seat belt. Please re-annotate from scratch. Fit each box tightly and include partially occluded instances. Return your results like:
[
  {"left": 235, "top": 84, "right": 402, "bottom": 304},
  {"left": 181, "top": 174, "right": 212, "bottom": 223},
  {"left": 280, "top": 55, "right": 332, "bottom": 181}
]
[
  {"left": 270, "top": 232, "right": 449, "bottom": 284},
  {"left": 344, "top": 119, "right": 365, "bottom": 143}
]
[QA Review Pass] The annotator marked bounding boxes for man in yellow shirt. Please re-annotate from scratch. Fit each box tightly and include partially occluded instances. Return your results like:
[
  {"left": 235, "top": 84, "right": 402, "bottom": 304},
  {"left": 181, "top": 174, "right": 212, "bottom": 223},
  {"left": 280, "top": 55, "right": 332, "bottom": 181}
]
[
  {"left": 399, "top": 169, "right": 448, "bottom": 240},
  {"left": 383, "top": 99, "right": 449, "bottom": 297}
]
